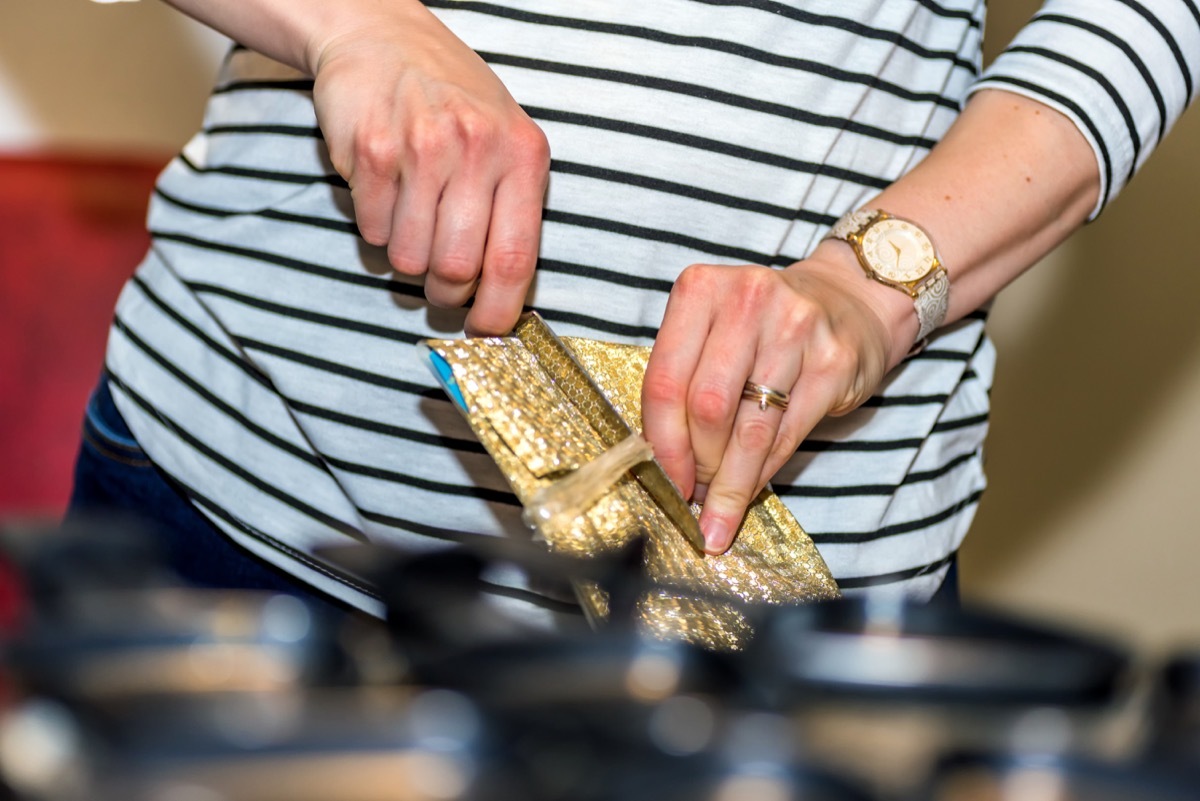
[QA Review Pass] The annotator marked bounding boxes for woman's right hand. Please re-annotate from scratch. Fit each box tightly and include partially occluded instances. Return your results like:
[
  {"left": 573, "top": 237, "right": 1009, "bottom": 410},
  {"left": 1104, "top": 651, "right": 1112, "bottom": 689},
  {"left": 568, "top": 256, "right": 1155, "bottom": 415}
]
[{"left": 309, "top": 6, "right": 550, "bottom": 336}]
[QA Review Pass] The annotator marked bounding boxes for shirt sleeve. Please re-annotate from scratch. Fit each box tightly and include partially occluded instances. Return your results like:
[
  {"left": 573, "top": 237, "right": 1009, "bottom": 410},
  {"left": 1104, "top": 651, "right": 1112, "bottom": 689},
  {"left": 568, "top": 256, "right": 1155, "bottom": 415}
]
[{"left": 970, "top": 0, "right": 1200, "bottom": 219}]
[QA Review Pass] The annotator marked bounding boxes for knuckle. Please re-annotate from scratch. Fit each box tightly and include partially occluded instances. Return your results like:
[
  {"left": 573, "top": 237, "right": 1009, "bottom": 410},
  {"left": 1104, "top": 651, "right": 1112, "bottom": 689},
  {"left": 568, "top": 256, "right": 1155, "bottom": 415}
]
[
  {"left": 456, "top": 109, "right": 498, "bottom": 150},
  {"left": 767, "top": 432, "right": 801, "bottom": 466},
  {"left": 734, "top": 414, "right": 777, "bottom": 453},
  {"left": 387, "top": 248, "right": 427, "bottom": 276},
  {"left": 811, "top": 337, "right": 856, "bottom": 376},
  {"left": 485, "top": 247, "right": 536, "bottom": 287},
  {"left": 407, "top": 119, "right": 452, "bottom": 163},
  {"left": 357, "top": 221, "right": 389, "bottom": 247},
  {"left": 693, "top": 462, "right": 718, "bottom": 486},
  {"left": 465, "top": 307, "right": 515, "bottom": 336},
  {"left": 642, "top": 371, "right": 687, "bottom": 409},
  {"left": 425, "top": 281, "right": 471, "bottom": 310},
  {"left": 672, "top": 263, "right": 717, "bottom": 300},
  {"left": 431, "top": 252, "right": 480, "bottom": 285},
  {"left": 355, "top": 132, "right": 400, "bottom": 174},
  {"left": 780, "top": 299, "right": 821, "bottom": 340},
  {"left": 510, "top": 122, "right": 551, "bottom": 168},
  {"left": 689, "top": 384, "right": 733, "bottom": 429},
  {"left": 705, "top": 483, "right": 753, "bottom": 514}
]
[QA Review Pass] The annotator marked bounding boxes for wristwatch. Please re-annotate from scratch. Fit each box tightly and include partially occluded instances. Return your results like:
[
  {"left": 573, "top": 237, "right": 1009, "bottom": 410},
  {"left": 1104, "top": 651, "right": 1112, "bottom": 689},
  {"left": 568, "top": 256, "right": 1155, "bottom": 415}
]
[{"left": 827, "top": 209, "right": 950, "bottom": 342}]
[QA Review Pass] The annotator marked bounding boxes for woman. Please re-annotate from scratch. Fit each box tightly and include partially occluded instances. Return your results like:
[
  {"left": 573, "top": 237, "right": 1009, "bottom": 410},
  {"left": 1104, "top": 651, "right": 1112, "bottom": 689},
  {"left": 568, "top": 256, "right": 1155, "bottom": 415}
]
[{"left": 71, "top": 0, "right": 1199, "bottom": 623}]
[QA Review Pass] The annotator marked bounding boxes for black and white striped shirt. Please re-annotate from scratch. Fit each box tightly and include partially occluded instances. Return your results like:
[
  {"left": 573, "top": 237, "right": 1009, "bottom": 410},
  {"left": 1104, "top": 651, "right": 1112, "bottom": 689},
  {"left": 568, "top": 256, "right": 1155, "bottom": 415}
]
[{"left": 105, "top": 0, "right": 1199, "bottom": 621}]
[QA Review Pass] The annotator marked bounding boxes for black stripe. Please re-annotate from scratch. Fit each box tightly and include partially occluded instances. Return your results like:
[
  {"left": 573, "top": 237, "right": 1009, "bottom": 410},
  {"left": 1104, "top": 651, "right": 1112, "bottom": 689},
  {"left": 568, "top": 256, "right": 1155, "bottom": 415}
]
[
  {"left": 206, "top": 123, "right": 322, "bottom": 138},
  {"left": 134, "top": 270, "right": 487, "bottom": 456},
  {"left": 154, "top": 231, "right": 665, "bottom": 341},
  {"left": 1029, "top": 13, "right": 1168, "bottom": 146},
  {"left": 551, "top": 159, "right": 823, "bottom": 223},
  {"left": 811, "top": 488, "right": 983, "bottom": 545},
  {"left": 120, "top": 304, "right": 503, "bottom": 503},
  {"left": 932, "top": 411, "right": 988, "bottom": 434},
  {"left": 686, "top": 0, "right": 977, "bottom": 71},
  {"left": 976, "top": 75, "right": 1113, "bottom": 209},
  {"left": 358, "top": 510, "right": 584, "bottom": 614},
  {"left": 481, "top": 51, "right": 940, "bottom": 149},
  {"left": 151, "top": 230, "right": 422, "bottom": 298},
  {"left": 527, "top": 106, "right": 894, "bottom": 188},
  {"left": 176, "top": 149, "right": 347, "bottom": 189},
  {"left": 121, "top": 284, "right": 521, "bottom": 544},
  {"left": 189, "top": 282, "right": 421, "bottom": 344},
  {"left": 424, "top": 0, "right": 962, "bottom": 109},
  {"left": 157, "top": 185, "right": 359, "bottom": 236},
  {"left": 1003, "top": 45, "right": 1142, "bottom": 186},
  {"left": 183, "top": 103, "right": 895, "bottom": 192},
  {"left": 288, "top": 398, "right": 487, "bottom": 454},
  {"left": 240, "top": 337, "right": 439, "bottom": 397},
  {"left": 1114, "top": 0, "right": 1194, "bottom": 99},
  {"left": 1185, "top": 0, "right": 1200, "bottom": 47},
  {"left": 176, "top": 480, "right": 382, "bottom": 601},
  {"left": 861, "top": 391, "right": 950, "bottom": 408},
  {"left": 112, "top": 316, "right": 323, "bottom": 470},
  {"left": 911, "top": 0, "right": 981, "bottom": 24},
  {"left": 534, "top": 307, "right": 661, "bottom": 340},
  {"left": 910, "top": 348, "right": 974, "bottom": 362},
  {"left": 129, "top": 274, "right": 273, "bottom": 390},
  {"left": 323, "top": 454, "right": 521, "bottom": 506},
  {"left": 166, "top": 158, "right": 815, "bottom": 242},
  {"left": 800, "top": 436, "right": 923, "bottom": 453},
  {"left": 212, "top": 78, "right": 314, "bottom": 95},
  {"left": 774, "top": 449, "right": 979, "bottom": 498},
  {"left": 537, "top": 257, "right": 674, "bottom": 293},
  {"left": 836, "top": 550, "right": 958, "bottom": 590},
  {"left": 543, "top": 209, "right": 776, "bottom": 266},
  {"left": 104, "top": 370, "right": 367, "bottom": 542}
]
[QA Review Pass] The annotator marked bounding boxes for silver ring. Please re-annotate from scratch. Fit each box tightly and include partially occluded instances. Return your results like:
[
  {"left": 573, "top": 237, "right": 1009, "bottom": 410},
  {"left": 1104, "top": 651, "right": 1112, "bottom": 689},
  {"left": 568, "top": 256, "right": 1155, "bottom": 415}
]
[{"left": 741, "top": 381, "right": 790, "bottom": 412}]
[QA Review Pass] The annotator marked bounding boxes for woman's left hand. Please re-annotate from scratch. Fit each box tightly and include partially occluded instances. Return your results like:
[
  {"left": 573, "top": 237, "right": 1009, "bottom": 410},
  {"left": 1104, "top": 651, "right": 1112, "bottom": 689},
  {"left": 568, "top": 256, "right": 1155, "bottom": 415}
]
[{"left": 641, "top": 244, "right": 911, "bottom": 554}]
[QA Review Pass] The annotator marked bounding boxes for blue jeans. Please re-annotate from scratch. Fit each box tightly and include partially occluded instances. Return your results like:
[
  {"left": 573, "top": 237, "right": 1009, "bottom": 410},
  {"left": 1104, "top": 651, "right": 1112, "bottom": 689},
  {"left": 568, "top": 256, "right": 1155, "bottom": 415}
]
[{"left": 66, "top": 376, "right": 340, "bottom": 607}]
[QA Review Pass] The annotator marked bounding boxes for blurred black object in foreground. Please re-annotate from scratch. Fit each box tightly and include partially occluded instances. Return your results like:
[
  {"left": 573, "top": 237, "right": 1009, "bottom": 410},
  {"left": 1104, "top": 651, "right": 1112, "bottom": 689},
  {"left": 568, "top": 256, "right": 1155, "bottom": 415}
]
[{"left": 0, "top": 518, "right": 1196, "bottom": 800}]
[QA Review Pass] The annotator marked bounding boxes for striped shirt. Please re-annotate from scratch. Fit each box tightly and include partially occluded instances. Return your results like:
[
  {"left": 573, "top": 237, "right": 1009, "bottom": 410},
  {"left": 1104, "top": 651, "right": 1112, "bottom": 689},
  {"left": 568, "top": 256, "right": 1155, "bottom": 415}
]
[{"left": 105, "top": 0, "right": 1200, "bottom": 622}]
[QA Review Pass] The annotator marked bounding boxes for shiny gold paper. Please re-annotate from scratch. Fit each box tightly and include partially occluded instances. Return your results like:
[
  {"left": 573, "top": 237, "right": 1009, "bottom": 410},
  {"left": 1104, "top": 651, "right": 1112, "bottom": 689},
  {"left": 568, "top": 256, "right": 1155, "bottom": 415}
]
[{"left": 422, "top": 313, "right": 839, "bottom": 649}]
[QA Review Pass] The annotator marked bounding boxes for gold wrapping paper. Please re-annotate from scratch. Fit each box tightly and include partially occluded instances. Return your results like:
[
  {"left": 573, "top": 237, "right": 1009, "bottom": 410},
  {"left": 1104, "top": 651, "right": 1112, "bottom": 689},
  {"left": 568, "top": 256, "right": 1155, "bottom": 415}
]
[{"left": 422, "top": 313, "right": 838, "bottom": 650}]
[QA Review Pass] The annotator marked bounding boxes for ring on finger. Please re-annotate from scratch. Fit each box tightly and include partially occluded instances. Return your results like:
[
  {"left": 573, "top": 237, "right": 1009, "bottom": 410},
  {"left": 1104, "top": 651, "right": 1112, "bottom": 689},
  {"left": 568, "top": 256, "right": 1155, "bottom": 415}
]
[{"left": 741, "top": 381, "right": 790, "bottom": 412}]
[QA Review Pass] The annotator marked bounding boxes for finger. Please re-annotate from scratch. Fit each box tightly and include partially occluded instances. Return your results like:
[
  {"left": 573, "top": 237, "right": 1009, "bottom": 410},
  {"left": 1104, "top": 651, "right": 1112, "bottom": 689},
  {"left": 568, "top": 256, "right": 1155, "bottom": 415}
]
[
  {"left": 351, "top": 169, "right": 402, "bottom": 248},
  {"left": 755, "top": 353, "right": 850, "bottom": 491},
  {"left": 685, "top": 314, "right": 758, "bottom": 491},
  {"left": 642, "top": 267, "right": 718, "bottom": 501},
  {"left": 387, "top": 166, "right": 446, "bottom": 277},
  {"left": 464, "top": 168, "right": 546, "bottom": 336},
  {"left": 424, "top": 169, "right": 495, "bottom": 310},
  {"left": 698, "top": 357, "right": 799, "bottom": 555}
]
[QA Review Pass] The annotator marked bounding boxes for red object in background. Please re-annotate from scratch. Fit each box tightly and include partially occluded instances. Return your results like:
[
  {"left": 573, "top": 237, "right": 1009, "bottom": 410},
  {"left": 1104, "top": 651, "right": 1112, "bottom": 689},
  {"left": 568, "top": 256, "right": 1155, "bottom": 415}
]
[{"left": 0, "top": 153, "right": 168, "bottom": 518}]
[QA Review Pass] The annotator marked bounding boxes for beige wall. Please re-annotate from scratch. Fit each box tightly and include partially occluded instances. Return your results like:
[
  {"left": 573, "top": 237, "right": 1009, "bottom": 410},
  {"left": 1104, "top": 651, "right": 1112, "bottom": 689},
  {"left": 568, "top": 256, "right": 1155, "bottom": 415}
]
[
  {"left": 0, "top": 0, "right": 227, "bottom": 153},
  {"left": 966, "top": 4, "right": 1200, "bottom": 653},
  {"left": 4, "top": 1, "right": 1196, "bottom": 652}
]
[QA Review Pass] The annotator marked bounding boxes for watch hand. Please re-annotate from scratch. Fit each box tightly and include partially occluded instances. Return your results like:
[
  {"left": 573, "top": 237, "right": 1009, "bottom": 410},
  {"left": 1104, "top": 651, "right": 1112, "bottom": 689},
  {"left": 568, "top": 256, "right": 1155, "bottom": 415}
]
[{"left": 890, "top": 241, "right": 903, "bottom": 269}]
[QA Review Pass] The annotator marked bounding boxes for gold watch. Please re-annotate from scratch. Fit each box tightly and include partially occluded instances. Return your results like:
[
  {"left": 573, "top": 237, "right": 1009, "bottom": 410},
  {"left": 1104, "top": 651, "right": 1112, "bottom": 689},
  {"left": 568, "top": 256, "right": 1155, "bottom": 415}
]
[{"left": 827, "top": 209, "right": 950, "bottom": 342}]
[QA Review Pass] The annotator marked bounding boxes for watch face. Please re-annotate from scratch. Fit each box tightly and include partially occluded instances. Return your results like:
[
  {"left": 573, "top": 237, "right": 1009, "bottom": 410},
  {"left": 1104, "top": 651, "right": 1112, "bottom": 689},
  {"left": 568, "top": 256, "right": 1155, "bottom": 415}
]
[{"left": 860, "top": 217, "right": 937, "bottom": 283}]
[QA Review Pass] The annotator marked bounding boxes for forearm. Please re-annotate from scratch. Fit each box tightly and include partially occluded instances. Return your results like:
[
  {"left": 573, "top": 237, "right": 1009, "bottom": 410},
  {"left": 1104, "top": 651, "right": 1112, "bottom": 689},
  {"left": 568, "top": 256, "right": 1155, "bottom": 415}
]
[
  {"left": 809, "top": 88, "right": 1101, "bottom": 368},
  {"left": 158, "top": 0, "right": 436, "bottom": 74}
]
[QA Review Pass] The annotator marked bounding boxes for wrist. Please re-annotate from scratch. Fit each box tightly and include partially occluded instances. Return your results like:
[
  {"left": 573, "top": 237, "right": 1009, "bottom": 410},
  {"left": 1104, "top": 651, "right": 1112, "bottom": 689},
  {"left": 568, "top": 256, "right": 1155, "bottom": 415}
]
[
  {"left": 801, "top": 239, "right": 924, "bottom": 369},
  {"left": 305, "top": 0, "right": 433, "bottom": 75}
]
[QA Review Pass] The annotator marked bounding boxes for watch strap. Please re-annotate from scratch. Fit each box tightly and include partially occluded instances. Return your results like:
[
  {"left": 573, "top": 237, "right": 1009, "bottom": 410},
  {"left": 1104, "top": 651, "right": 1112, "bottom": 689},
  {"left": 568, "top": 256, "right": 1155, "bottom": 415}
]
[
  {"left": 827, "top": 208, "right": 879, "bottom": 242},
  {"left": 914, "top": 267, "right": 949, "bottom": 341}
]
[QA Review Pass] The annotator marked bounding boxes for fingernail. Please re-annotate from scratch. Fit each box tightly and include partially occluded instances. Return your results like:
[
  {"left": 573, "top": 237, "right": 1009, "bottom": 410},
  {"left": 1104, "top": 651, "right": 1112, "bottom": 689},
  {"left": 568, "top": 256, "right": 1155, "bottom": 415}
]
[
  {"left": 701, "top": 516, "right": 732, "bottom": 554},
  {"left": 692, "top": 483, "right": 708, "bottom": 503}
]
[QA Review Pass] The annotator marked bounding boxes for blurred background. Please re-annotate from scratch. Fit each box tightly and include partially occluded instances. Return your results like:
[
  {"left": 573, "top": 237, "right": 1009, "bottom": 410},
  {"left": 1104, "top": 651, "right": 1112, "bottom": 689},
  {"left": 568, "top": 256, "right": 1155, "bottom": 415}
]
[{"left": 0, "top": 0, "right": 1196, "bottom": 654}]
